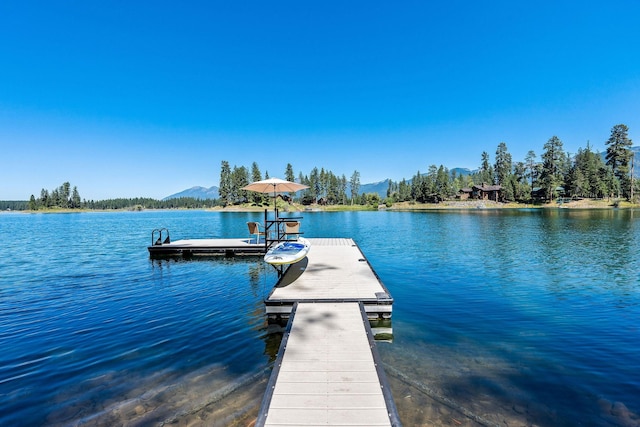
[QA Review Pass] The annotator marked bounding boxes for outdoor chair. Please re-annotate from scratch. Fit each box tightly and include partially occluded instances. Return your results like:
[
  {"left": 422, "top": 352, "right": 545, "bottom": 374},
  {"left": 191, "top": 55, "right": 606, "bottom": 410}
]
[
  {"left": 282, "top": 221, "right": 302, "bottom": 240},
  {"left": 247, "top": 221, "right": 266, "bottom": 244}
]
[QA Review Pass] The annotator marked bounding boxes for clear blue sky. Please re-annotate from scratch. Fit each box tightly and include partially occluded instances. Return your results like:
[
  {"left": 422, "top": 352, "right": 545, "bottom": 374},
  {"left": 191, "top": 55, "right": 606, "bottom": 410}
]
[{"left": 1, "top": 1, "right": 639, "bottom": 200}]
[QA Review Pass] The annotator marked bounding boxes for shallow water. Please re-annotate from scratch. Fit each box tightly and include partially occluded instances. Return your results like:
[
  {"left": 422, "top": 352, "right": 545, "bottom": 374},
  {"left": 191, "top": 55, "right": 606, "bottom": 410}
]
[{"left": 1, "top": 209, "right": 639, "bottom": 426}]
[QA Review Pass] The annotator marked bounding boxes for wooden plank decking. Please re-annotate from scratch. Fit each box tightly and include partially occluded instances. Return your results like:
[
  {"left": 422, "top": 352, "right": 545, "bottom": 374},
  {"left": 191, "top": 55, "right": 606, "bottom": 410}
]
[
  {"left": 265, "top": 238, "right": 393, "bottom": 320},
  {"left": 148, "top": 234, "right": 400, "bottom": 424},
  {"left": 257, "top": 302, "right": 400, "bottom": 427},
  {"left": 258, "top": 238, "right": 400, "bottom": 426},
  {"left": 147, "top": 238, "right": 265, "bottom": 257}
]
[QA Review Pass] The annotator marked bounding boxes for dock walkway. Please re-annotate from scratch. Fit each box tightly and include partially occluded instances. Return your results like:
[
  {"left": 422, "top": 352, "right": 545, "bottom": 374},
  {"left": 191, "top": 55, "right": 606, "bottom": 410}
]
[
  {"left": 257, "top": 238, "right": 400, "bottom": 426},
  {"left": 257, "top": 302, "right": 400, "bottom": 426},
  {"left": 265, "top": 238, "right": 393, "bottom": 320}
]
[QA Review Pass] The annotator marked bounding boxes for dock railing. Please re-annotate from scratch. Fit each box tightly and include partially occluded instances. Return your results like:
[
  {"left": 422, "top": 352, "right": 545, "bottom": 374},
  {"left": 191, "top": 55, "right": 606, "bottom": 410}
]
[
  {"left": 151, "top": 228, "right": 170, "bottom": 246},
  {"left": 263, "top": 209, "right": 303, "bottom": 250}
]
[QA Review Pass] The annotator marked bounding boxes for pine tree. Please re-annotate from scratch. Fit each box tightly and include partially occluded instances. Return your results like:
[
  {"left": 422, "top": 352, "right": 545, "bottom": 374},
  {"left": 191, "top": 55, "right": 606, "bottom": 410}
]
[
  {"left": 71, "top": 186, "right": 81, "bottom": 208},
  {"left": 426, "top": 165, "right": 438, "bottom": 197},
  {"left": 605, "top": 124, "right": 633, "bottom": 198},
  {"left": 29, "top": 195, "right": 38, "bottom": 210},
  {"left": 309, "top": 167, "right": 320, "bottom": 203},
  {"left": 61, "top": 182, "right": 71, "bottom": 207},
  {"left": 219, "top": 161, "right": 232, "bottom": 206},
  {"left": 540, "top": 136, "right": 565, "bottom": 200},
  {"left": 349, "top": 170, "right": 360, "bottom": 204},
  {"left": 250, "top": 162, "right": 264, "bottom": 205},
  {"left": 479, "top": 151, "right": 494, "bottom": 184},
  {"left": 524, "top": 150, "right": 537, "bottom": 188},
  {"left": 339, "top": 175, "right": 347, "bottom": 204},
  {"left": 411, "top": 171, "right": 423, "bottom": 201},
  {"left": 40, "top": 189, "right": 49, "bottom": 207},
  {"left": 512, "top": 161, "right": 530, "bottom": 201},
  {"left": 435, "top": 165, "right": 451, "bottom": 201},
  {"left": 494, "top": 142, "right": 512, "bottom": 187},
  {"left": 285, "top": 163, "right": 295, "bottom": 182},
  {"left": 285, "top": 163, "right": 296, "bottom": 201},
  {"left": 319, "top": 168, "right": 328, "bottom": 201},
  {"left": 231, "top": 166, "right": 249, "bottom": 204}
]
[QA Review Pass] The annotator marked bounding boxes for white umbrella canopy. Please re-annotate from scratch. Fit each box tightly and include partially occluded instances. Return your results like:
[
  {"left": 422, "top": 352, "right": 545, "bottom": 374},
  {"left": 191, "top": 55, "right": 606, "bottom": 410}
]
[
  {"left": 241, "top": 178, "right": 309, "bottom": 213},
  {"left": 241, "top": 177, "right": 309, "bottom": 194}
]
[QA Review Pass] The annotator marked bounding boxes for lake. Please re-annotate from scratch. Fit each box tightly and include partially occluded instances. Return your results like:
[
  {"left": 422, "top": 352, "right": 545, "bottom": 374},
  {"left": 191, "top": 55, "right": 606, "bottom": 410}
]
[{"left": 1, "top": 209, "right": 639, "bottom": 426}]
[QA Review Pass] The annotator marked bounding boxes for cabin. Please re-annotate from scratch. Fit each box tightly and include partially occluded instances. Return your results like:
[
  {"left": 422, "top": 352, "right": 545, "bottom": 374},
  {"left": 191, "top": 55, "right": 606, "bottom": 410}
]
[
  {"left": 472, "top": 183, "right": 503, "bottom": 201},
  {"left": 531, "top": 186, "right": 566, "bottom": 201},
  {"left": 531, "top": 187, "right": 545, "bottom": 201},
  {"left": 458, "top": 188, "right": 473, "bottom": 200}
]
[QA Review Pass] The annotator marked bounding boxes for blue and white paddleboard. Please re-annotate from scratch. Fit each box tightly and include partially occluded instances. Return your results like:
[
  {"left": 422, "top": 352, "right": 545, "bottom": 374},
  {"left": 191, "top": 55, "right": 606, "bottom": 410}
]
[{"left": 264, "top": 237, "right": 311, "bottom": 266}]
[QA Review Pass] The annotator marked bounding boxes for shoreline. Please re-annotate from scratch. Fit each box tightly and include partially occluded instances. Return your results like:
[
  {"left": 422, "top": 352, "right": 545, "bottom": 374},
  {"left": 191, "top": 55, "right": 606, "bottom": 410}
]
[
  {"left": 387, "top": 198, "right": 634, "bottom": 210},
  {"left": 4, "top": 198, "right": 638, "bottom": 214}
]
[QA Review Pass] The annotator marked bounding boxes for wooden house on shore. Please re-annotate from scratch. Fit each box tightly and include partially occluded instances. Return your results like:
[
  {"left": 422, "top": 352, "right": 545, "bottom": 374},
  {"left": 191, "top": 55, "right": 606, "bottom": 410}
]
[
  {"left": 458, "top": 183, "right": 503, "bottom": 202},
  {"left": 458, "top": 187, "right": 473, "bottom": 200},
  {"left": 473, "top": 183, "right": 502, "bottom": 201}
]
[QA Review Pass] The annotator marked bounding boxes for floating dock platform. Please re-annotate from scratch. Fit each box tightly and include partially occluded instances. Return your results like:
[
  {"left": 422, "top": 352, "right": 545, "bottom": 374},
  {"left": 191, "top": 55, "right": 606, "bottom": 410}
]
[
  {"left": 256, "top": 302, "right": 400, "bottom": 426},
  {"left": 265, "top": 238, "right": 393, "bottom": 320},
  {"left": 147, "top": 232, "right": 400, "bottom": 425},
  {"left": 257, "top": 238, "right": 400, "bottom": 426},
  {"left": 148, "top": 238, "right": 266, "bottom": 257}
]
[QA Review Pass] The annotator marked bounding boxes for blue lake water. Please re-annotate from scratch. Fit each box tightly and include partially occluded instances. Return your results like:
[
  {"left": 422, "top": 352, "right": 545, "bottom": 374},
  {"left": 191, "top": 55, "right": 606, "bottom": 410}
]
[{"left": 1, "top": 209, "right": 639, "bottom": 426}]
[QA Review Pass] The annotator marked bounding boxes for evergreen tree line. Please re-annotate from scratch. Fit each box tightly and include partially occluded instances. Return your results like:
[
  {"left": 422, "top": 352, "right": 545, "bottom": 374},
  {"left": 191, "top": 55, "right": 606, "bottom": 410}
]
[
  {"left": 22, "top": 181, "right": 222, "bottom": 211},
  {"left": 0, "top": 200, "right": 29, "bottom": 211},
  {"left": 387, "top": 124, "right": 636, "bottom": 203},
  {"left": 84, "top": 197, "right": 221, "bottom": 210},
  {"left": 219, "top": 123, "right": 636, "bottom": 206},
  {"left": 28, "top": 182, "right": 82, "bottom": 210},
  {"left": 9, "top": 123, "right": 635, "bottom": 210},
  {"left": 218, "top": 161, "right": 365, "bottom": 207}
]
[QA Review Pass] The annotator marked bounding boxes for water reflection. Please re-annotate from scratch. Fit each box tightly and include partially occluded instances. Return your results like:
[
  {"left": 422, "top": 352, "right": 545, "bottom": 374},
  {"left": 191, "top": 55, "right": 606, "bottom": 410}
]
[
  {"left": 3, "top": 209, "right": 640, "bottom": 426},
  {"left": 371, "top": 209, "right": 640, "bottom": 426}
]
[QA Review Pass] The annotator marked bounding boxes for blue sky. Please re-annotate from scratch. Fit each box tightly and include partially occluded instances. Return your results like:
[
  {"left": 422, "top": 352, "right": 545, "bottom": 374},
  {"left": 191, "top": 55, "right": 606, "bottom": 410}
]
[{"left": 1, "top": 1, "right": 639, "bottom": 200}]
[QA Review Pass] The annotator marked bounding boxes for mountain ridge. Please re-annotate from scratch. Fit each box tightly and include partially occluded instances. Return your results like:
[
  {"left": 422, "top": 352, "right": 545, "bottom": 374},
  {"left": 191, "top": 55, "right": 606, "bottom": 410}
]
[{"left": 163, "top": 186, "right": 220, "bottom": 201}]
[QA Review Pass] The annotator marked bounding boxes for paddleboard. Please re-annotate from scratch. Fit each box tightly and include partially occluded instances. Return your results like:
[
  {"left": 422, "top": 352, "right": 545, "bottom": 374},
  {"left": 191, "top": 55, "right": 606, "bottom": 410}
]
[{"left": 264, "top": 237, "right": 311, "bottom": 266}]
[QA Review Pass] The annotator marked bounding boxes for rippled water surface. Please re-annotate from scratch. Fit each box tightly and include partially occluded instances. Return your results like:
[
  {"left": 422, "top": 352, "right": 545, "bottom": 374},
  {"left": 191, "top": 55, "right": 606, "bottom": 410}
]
[{"left": 1, "top": 209, "right": 639, "bottom": 426}]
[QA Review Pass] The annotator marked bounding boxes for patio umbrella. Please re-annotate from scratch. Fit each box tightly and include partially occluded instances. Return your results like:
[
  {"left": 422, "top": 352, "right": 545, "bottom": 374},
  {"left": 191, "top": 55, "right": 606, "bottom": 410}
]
[{"left": 241, "top": 177, "right": 309, "bottom": 213}]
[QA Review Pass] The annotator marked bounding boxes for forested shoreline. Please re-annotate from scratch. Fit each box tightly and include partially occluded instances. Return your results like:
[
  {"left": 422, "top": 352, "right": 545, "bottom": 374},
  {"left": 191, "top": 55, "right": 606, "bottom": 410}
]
[
  {"left": 0, "top": 198, "right": 221, "bottom": 212},
  {"left": 3, "top": 123, "right": 637, "bottom": 211},
  {"left": 0, "top": 187, "right": 222, "bottom": 211},
  {"left": 219, "top": 124, "right": 637, "bottom": 207}
]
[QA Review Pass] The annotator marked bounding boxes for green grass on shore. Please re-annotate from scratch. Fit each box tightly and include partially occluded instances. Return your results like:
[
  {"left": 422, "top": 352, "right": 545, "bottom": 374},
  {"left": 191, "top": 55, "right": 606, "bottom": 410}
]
[{"left": 12, "top": 198, "right": 639, "bottom": 214}]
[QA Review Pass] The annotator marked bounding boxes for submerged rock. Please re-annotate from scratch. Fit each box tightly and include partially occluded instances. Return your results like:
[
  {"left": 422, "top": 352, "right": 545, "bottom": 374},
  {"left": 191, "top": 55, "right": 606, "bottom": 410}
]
[{"left": 611, "top": 401, "right": 630, "bottom": 417}]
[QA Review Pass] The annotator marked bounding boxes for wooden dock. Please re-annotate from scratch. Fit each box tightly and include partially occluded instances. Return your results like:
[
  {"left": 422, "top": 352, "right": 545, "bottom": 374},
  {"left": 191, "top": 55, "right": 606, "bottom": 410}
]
[
  {"left": 147, "top": 238, "right": 265, "bottom": 257},
  {"left": 265, "top": 238, "right": 393, "bottom": 320},
  {"left": 257, "top": 238, "right": 400, "bottom": 426},
  {"left": 256, "top": 302, "right": 401, "bottom": 426},
  {"left": 147, "top": 233, "right": 400, "bottom": 424},
  {"left": 147, "top": 216, "right": 303, "bottom": 258}
]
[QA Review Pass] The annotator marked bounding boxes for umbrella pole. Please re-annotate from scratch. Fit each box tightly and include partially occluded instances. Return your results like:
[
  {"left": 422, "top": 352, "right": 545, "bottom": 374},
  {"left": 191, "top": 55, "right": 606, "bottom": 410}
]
[
  {"left": 263, "top": 209, "right": 268, "bottom": 251},
  {"left": 273, "top": 185, "right": 278, "bottom": 220}
]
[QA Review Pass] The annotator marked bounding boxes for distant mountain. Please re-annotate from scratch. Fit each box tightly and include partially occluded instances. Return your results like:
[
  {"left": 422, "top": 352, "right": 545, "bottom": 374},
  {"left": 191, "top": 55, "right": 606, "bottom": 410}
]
[
  {"left": 359, "top": 180, "right": 390, "bottom": 199},
  {"left": 163, "top": 186, "right": 219, "bottom": 200},
  {"left": 599, "top": 146, "right": 640, "bottom": 177},
  {"left": 451, "top": 167, "right": 475, "bottom": 176},
  {"left": 357, "top": 169, "right": 475, "bottom": 198}
]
